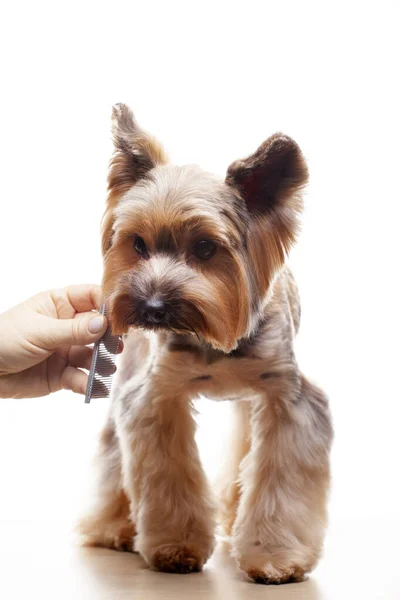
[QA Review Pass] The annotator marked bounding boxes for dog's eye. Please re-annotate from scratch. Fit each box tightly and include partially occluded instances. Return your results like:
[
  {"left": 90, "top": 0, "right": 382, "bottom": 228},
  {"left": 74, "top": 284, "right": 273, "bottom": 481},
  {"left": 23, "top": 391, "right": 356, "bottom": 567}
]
[
  {"left": 193, "top": 240, "right": 217, "bottom": 260},
  {"left": 134, "top": 235, "right": 148, "bottom": 257}
]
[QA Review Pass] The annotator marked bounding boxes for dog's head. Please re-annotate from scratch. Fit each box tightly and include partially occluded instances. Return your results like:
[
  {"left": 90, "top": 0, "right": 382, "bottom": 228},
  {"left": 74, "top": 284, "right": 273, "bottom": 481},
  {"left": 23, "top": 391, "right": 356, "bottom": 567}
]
[{"left": 102, "top": 104, "right": 308, "bottom": 352}]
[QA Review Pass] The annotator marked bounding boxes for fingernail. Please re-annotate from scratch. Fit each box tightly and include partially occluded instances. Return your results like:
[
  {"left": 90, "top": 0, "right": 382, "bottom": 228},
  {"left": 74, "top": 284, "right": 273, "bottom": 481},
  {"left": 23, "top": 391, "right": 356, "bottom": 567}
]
[{"left": 88, "top": 315, "right": 106, "bottom": 333}]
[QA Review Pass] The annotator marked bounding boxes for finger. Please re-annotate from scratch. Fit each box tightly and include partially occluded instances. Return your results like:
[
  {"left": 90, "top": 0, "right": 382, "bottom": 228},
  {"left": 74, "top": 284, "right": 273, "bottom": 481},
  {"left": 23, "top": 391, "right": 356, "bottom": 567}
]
[
  {"left": 60, "top": 366, "right": 89, "bottom": 395},
  {"left": 50, "top": 285, "right": 103, "bottom": 317},
  {"left": 68, "top": 346, "right": 93, "bottom": 370},
  {"left": 66, "top": 284, "right": 103, "bottom": 312},
  {"left": 43, "top": 313, "right": 108, "bottom": 349}
]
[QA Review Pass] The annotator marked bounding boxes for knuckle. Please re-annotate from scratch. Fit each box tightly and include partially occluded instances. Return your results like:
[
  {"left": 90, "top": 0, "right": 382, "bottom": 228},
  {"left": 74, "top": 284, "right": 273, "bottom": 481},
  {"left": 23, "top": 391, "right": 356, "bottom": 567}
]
[
  {"left": 60, "top": 368, "right": 72, "bottom": 391},
  {"left": 71, "top": 319, "right": 84, "bottom": 344}
]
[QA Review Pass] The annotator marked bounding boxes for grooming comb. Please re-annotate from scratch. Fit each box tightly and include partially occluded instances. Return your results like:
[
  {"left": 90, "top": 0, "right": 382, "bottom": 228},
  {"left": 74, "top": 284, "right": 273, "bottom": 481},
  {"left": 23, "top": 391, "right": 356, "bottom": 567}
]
[{"left": 85, "top": 304, "right": 121, "bottom": 403}]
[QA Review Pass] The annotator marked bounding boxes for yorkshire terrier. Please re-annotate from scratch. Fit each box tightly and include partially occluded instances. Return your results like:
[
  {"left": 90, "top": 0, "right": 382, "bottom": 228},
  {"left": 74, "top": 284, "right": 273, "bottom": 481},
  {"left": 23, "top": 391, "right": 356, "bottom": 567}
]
[{"left": 79, "top": 104, "right": 333, "bottom": 585}]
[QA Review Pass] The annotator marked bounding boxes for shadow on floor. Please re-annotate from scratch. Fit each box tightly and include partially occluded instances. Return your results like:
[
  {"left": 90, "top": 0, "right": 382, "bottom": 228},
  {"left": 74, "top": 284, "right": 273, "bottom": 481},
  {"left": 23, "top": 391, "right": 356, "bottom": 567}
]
[{"left": 76, "top": 541, "right": 323, "bottom": 600}]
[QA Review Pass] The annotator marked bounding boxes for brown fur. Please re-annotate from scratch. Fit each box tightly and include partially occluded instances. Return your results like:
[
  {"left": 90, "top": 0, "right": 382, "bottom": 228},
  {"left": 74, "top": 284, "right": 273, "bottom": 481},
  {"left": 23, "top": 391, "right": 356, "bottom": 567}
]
[{"left": 78, "top": 104, "right": 333, "bottom": 585}]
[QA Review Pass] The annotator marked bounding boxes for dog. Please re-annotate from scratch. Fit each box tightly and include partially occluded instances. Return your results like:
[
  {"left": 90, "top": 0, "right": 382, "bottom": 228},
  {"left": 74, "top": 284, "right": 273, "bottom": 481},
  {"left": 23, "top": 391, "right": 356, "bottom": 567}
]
[{"left": 79, "top": 103, "right": 333, "bottom": 585}]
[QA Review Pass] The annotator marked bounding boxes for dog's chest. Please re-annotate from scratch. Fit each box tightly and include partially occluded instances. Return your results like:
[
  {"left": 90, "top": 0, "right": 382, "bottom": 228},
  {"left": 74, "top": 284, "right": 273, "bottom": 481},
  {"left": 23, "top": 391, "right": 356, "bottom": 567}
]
[
  {"left": 155, "top": 336, "right": 280, "bottom": 401},
  {"left": 118, "top": 329, "right": 286, "bottom": 402}
]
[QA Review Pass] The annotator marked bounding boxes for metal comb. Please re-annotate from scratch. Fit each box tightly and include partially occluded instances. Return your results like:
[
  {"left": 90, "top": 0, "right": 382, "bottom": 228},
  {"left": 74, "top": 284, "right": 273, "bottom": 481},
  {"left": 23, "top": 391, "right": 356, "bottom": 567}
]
[{"left": 85, "top": 304, "right": 121, "bottom": 403}]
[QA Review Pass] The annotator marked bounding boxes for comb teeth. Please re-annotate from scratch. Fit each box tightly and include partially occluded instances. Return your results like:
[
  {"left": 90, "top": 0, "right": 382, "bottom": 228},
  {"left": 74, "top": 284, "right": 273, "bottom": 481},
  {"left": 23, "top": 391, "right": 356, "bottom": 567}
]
[{"left": 85, "top": 304, "right": 121, "bottom": 403}]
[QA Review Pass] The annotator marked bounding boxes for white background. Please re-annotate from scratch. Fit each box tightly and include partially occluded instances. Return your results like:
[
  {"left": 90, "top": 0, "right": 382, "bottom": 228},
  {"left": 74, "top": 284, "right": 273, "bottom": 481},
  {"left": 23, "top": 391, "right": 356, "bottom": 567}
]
[{"left": 0, "top": 1, "right": 399, "bottom": 597}]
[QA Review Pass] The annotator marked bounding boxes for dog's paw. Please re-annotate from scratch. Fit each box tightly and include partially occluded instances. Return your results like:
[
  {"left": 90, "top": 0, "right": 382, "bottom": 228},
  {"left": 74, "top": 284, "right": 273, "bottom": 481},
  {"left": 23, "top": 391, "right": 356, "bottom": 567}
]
[
  {"left": 149, "top": 545, "right": 210, "bottom": 574},
  {"left": 246, "top": 563, "right": 307, "bottom": 585},
  {"left": 233, "top": 545, "right": 310, "bottom": 585},
  {"left": 79, "top": 518, "right": 136, "bottom": 553},
  {"left": 105, "top": 522, "right": 136, "bottom": 552}
]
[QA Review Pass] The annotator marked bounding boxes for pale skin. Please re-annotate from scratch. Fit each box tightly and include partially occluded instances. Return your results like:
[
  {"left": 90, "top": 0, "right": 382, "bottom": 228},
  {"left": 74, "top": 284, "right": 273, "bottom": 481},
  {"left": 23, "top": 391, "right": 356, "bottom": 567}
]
[{"left": 0, "top": 284, "right": 121, "bottom": 399}]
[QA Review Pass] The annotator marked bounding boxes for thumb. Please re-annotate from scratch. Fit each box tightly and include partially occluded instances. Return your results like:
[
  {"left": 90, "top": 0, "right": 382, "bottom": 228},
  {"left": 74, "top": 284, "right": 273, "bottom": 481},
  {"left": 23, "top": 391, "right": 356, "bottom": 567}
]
[{"left": 43, "top": 312, "right": 108, "bottom": 348}]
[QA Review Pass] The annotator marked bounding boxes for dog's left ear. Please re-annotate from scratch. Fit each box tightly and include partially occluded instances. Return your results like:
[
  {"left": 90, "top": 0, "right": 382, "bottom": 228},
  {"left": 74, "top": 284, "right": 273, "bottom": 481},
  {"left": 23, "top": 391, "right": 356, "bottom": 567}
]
[
  {"left": 226, "top": 134, "right": 308, "bottom": 288},
  {"left": 226, "top": 133, "right": 308, "bottom": 217}
]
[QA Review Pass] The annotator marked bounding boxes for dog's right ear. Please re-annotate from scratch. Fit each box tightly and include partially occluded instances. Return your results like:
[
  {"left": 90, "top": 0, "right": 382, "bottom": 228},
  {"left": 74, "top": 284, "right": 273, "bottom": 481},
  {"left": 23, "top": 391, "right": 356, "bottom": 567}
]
[
  {"left": 102, "top": 104, "right": 167, "bottom": 255},
  {"left": 109, "top": 103, "right": 167, "bottom": 193}
]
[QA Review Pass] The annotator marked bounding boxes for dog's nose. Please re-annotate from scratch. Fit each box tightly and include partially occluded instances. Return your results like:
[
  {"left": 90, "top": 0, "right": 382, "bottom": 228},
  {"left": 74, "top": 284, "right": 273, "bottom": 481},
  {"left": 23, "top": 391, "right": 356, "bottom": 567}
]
[{"left": 140, "top": 299, "right": 168, "bottom": 324}]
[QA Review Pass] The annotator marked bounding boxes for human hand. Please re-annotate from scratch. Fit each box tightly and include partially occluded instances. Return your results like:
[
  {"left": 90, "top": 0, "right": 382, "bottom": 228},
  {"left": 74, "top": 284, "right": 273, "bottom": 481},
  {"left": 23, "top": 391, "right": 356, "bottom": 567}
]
[{"left": 0, "top": 284, "right": 121, "bottom": 399}]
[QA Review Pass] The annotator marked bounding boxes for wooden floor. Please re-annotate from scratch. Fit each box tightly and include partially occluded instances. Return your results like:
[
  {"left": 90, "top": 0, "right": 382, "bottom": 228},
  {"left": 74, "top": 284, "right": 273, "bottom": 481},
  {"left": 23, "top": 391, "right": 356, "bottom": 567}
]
[{"left": 1, "top": 516, "right": 398, "bottom": 599}]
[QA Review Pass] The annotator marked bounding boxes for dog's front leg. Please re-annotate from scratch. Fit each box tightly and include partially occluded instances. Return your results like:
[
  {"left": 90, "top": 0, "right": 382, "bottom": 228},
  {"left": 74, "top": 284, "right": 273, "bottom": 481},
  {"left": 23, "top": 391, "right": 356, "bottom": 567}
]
[
  {"left": 232, "top": 373, "right": 333, "bottom": 584},
  {"left": 117, "top": 382, "right": 215, "bottom": 574}
]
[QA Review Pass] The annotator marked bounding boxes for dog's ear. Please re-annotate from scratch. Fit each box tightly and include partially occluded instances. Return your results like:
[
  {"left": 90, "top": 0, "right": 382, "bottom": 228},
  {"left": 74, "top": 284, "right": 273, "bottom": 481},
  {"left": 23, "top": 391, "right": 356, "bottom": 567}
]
[
  {"left": 102, "top": 104, "right": 167, "bottom": 255},
  {"left": 226, "top": 134, "right": 308, "bottom": 289},
  {"left": 109, "top": 103, "right": 167, "bottom": 193},
  {"left": 226, "top": 133, "right": 308, "bottom": 217}
]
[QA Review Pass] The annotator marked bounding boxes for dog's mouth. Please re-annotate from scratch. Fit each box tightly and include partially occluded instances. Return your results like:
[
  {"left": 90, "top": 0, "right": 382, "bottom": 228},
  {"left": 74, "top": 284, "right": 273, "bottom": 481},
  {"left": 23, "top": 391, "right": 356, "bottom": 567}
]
[
  {"left": 122, "top": 300, "right": 204, "bottom": 339},
  {"left": 108, "top": 291, "right": 207, "bottom": 339},
  {"left": 129, "top": 319, "right": 202, "bottom": 341},
  {"left": 134, "top": 321, "right": 199, "bottom": 338}
]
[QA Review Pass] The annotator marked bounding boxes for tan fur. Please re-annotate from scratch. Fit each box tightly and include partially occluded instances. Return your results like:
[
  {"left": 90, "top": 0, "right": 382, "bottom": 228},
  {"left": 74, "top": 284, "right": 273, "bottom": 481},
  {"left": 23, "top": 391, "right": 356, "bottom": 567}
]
[
  {"left": 78, "top": 418, "right": 136, "bottom": 551},
  {"left": 78, "top": 105, "right": 333, "bottom": 585}
]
